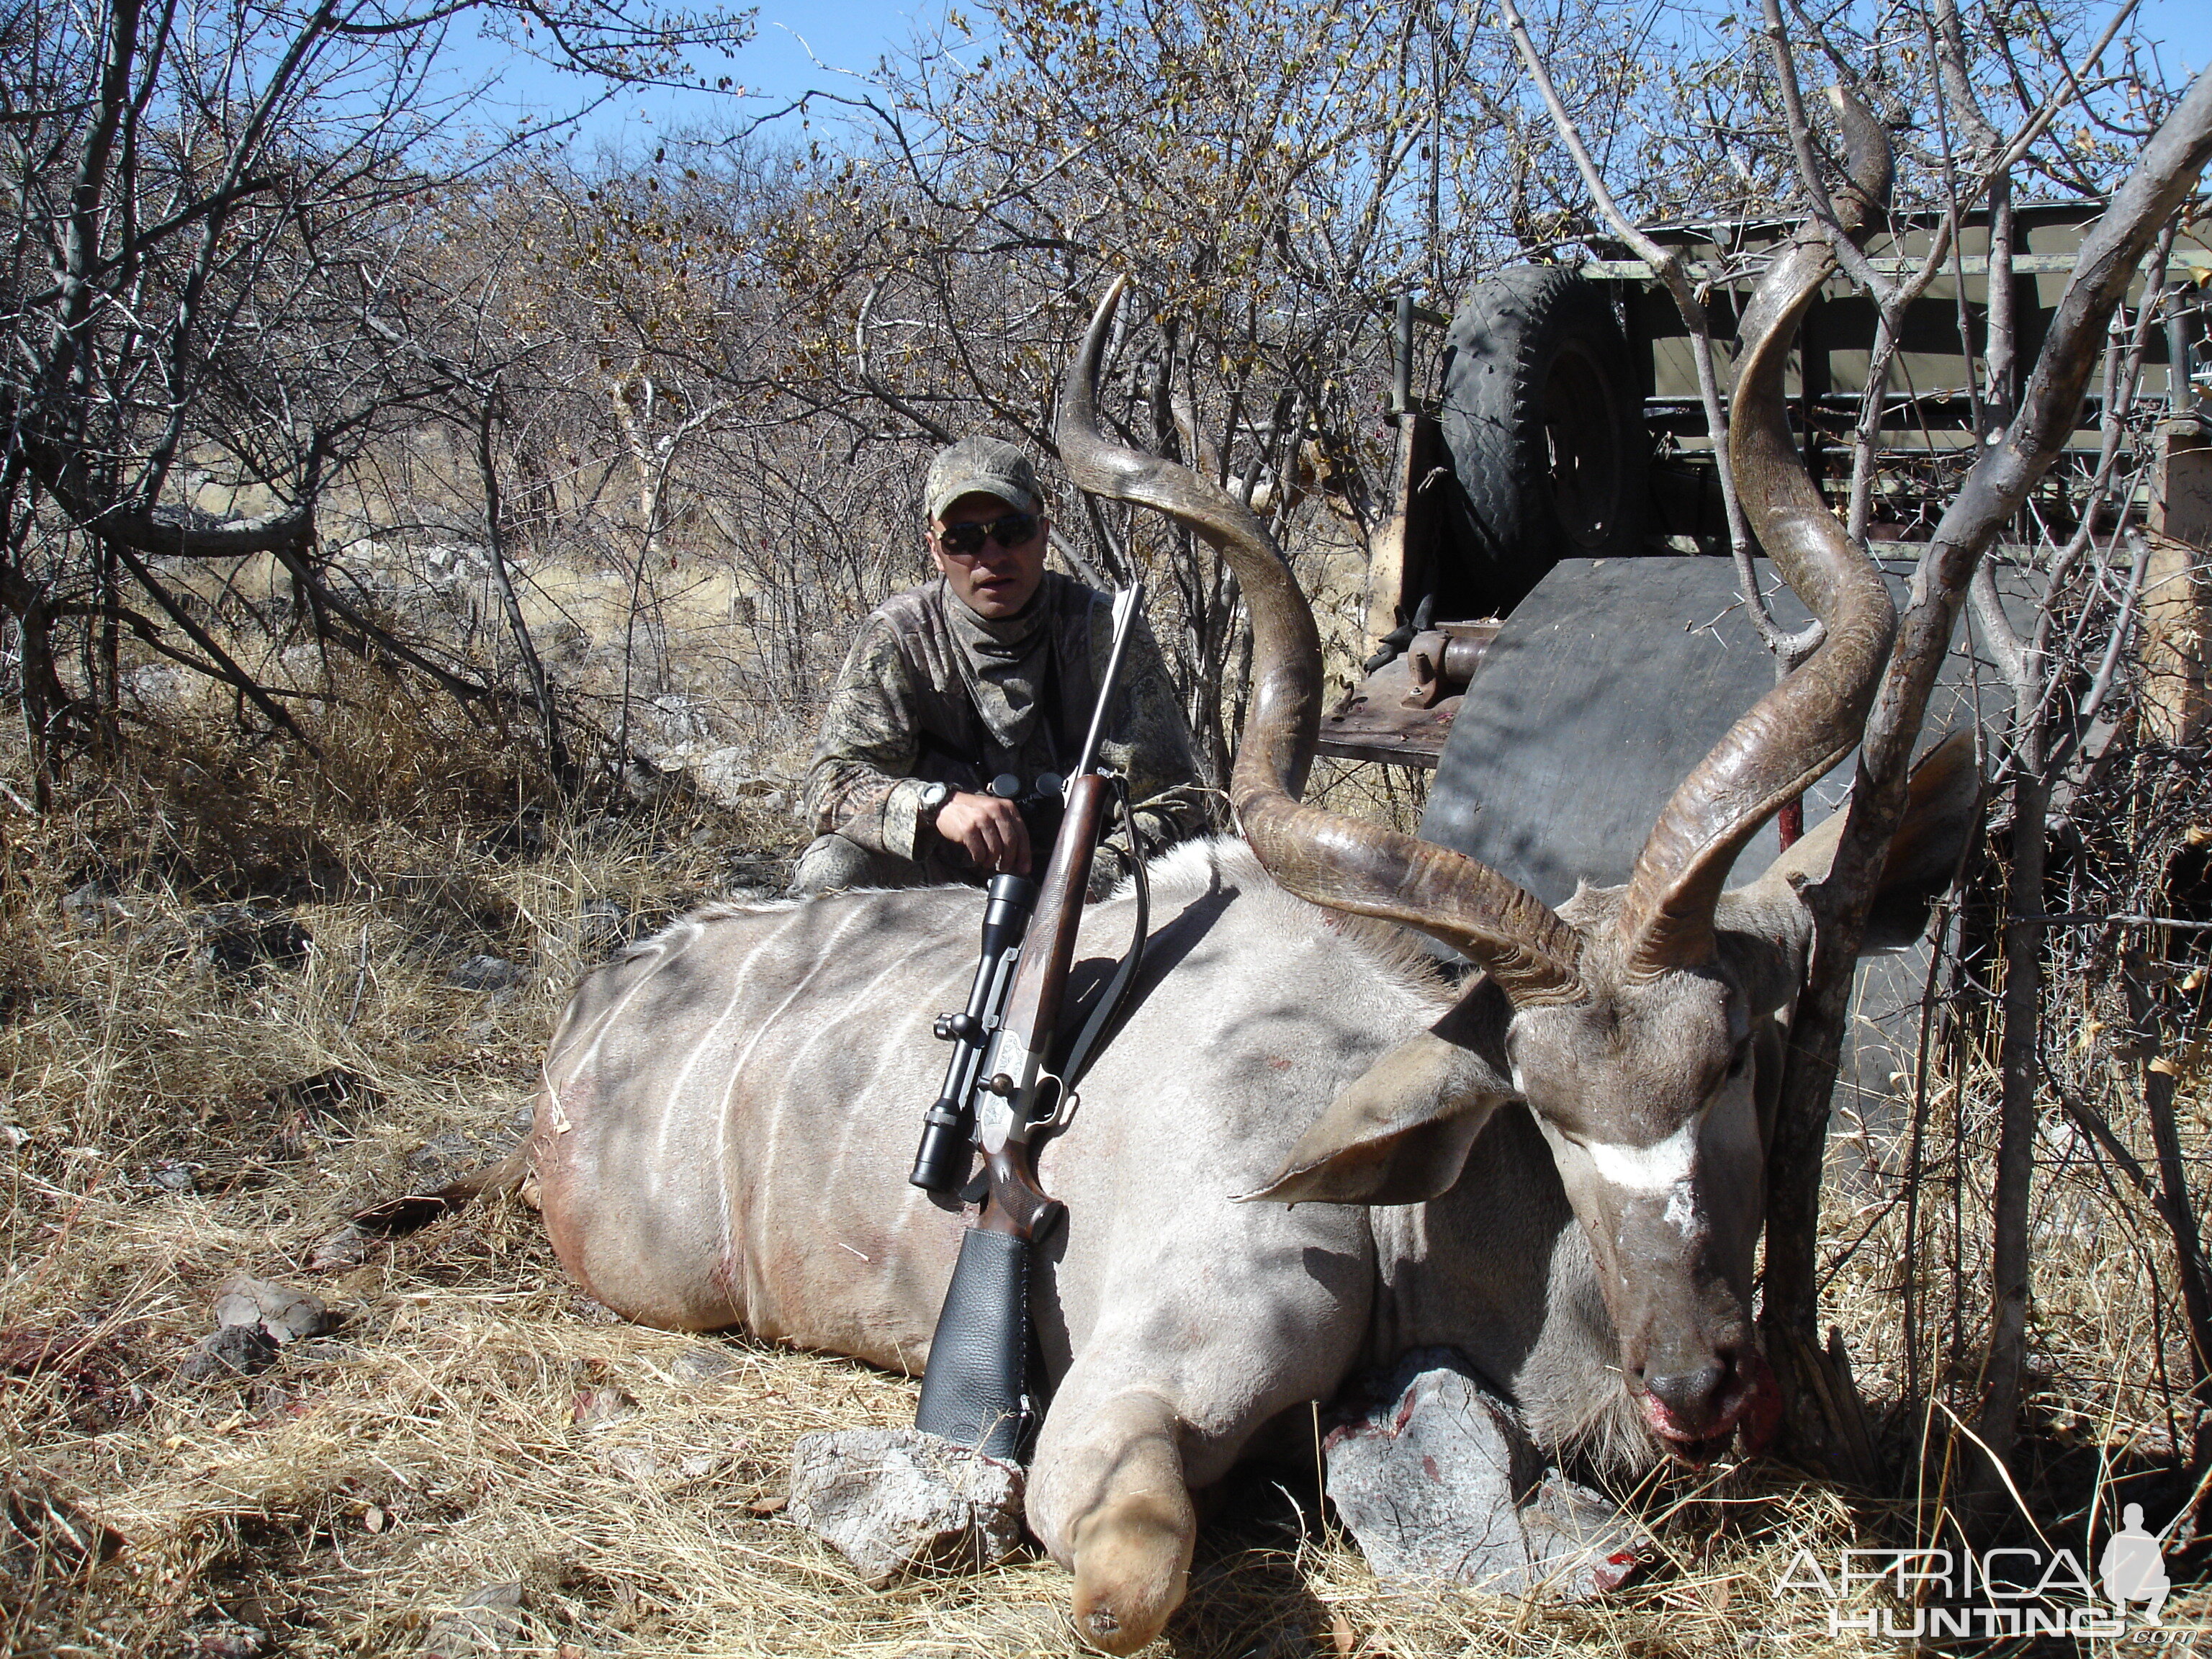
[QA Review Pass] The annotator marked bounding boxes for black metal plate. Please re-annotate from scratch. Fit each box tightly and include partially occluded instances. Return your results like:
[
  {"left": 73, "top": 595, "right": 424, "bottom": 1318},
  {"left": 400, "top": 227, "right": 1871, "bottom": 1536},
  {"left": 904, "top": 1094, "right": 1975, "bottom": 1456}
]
[{"left": 1418, "top": 556, "right": 2017, "bottom": 907}]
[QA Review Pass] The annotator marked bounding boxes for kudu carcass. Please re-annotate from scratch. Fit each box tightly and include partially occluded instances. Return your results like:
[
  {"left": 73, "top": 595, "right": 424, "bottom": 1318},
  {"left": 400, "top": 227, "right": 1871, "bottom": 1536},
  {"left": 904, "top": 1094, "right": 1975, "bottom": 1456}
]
[{"left": 498, "top": 136, "right": 1975, "bottom": 1659}]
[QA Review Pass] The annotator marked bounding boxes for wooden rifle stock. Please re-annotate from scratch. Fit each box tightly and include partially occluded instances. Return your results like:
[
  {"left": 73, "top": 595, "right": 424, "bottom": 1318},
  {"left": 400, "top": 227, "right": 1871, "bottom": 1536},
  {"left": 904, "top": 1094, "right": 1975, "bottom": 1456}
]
[{"left": 978, "top": 771, "right": 1110, "bottom": 1203}]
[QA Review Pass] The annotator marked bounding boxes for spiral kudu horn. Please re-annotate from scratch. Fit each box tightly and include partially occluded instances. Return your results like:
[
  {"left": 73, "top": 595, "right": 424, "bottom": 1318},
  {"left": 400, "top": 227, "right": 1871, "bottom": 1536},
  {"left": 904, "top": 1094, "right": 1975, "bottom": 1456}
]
[
  {"left": 1056, "top": 278, "right": 1583, "bottom": 1007},
  {"left": 1616, "top": 89, "right": 1899, "bottom": 979}
]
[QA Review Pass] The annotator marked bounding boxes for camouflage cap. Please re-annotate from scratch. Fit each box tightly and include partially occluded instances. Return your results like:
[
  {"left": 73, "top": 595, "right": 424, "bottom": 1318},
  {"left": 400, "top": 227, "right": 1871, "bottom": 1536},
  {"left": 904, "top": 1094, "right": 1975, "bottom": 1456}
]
[{"left": 925, "top": 435, "right": 1043, "bottom": 522}]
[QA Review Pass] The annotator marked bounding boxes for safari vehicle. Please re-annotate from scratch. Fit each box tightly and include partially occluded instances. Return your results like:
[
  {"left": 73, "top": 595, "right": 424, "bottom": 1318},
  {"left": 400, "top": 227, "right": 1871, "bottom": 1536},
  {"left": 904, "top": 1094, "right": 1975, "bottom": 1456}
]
[{"left": 1326, "top": 202, "right": 2212, "bottom": 906}]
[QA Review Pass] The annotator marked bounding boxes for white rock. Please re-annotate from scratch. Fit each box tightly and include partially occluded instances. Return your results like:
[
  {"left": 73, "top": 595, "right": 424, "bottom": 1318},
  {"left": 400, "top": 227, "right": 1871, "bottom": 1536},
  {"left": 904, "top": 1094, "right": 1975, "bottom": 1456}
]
[
  {"left": 1324, "top": 1348, "right": 1648, "bottom": 1600},
  {"left": 788, "top": 1426, "right": 1025, "bottom": 1586},
  {"left": 1519, "top": 1468, "right": 1652, "bottom": 1600},
  {"left": 213, "top": 1275, "right": 333, "bottom": 1344}
]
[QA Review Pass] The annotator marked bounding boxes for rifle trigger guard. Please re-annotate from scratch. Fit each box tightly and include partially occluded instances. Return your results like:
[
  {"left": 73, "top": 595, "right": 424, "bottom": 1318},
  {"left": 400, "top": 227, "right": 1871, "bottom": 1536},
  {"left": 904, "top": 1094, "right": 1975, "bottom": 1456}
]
[{"left": 1037, "top": 1074, "right": 1077, "bottom": 1131}]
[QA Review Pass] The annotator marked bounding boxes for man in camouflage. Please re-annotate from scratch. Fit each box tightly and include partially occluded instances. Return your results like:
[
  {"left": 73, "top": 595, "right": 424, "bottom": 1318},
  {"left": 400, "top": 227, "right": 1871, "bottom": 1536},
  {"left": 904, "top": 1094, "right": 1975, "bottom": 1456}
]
[{"left": 793, "top": 436, "right": 1206, "bottom": 894}]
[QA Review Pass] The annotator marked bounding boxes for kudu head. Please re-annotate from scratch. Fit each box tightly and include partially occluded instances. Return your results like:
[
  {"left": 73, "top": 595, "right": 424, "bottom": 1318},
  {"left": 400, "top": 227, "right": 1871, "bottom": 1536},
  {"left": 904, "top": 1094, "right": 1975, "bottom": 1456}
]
[{"left": 1058, "top": 94, "right": 1980, "bottom": 1460}]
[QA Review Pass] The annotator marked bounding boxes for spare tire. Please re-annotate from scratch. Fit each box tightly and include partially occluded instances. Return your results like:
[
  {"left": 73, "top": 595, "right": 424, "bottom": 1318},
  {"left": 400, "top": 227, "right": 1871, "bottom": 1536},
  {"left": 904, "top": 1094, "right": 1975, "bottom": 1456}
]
[{"left": 1437, "top": 266, "right": 1647, "bottom": 616}]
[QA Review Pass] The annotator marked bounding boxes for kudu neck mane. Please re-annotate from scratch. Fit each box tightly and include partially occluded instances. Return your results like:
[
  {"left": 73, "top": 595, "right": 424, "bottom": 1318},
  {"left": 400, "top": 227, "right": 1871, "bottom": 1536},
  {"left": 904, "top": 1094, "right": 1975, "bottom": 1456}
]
[{"left": 1133, "top": 838, "right": 1458, "bottom": 1001}]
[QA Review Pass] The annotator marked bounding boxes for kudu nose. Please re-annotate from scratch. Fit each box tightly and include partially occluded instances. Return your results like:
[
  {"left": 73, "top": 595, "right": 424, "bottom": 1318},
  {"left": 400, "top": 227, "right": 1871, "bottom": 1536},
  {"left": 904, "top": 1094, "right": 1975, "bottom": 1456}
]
[
  {"left": 1643, "top": 1362, "right": 1727, "bottom": 1429},
  {"left": 1632, "top": 1343, "right": 1781, "bottom": 1458}
]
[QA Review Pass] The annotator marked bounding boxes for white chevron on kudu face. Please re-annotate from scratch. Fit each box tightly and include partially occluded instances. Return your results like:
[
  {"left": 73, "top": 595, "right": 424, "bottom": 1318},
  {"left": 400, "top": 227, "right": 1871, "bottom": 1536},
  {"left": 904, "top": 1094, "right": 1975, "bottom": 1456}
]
[{"left": 1583, "top": 1123, "right": 1702, "bottom": 1192}]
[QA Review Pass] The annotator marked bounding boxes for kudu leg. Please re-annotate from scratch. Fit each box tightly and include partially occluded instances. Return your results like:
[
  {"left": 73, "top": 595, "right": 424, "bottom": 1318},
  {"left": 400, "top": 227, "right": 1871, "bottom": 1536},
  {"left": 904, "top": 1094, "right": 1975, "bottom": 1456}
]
[{"left": 1028, "top": 1384, "right": 1197, "bottom": 1655}]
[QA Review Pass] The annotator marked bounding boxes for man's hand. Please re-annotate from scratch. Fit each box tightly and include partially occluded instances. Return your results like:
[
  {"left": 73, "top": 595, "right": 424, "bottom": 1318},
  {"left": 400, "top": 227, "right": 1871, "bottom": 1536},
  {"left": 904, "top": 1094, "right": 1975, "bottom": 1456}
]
[{"left": 935, "top": 791, "right": 1033, "bottom": 875}]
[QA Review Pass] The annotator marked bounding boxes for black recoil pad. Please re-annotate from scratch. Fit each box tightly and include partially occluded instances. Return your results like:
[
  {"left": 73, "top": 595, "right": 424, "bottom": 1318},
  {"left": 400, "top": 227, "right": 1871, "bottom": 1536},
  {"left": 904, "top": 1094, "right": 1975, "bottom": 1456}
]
[{"left": 914, "top": 1228, "right": 1033, "bottom": 1460}]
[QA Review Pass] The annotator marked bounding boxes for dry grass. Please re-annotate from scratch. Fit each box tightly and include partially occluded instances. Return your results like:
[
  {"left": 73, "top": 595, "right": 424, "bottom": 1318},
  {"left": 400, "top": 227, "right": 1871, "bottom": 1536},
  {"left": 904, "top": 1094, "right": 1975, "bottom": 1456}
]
[{"left": 2, "top": 702, "right": 2204, "bottom": 1658}]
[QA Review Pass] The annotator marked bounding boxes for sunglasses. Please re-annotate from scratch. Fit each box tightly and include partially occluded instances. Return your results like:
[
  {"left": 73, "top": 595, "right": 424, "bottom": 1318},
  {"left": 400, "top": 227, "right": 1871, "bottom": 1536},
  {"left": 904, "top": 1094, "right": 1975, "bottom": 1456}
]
[{"left": 936, "top": 512, "right": 1040, "bottom": 557}]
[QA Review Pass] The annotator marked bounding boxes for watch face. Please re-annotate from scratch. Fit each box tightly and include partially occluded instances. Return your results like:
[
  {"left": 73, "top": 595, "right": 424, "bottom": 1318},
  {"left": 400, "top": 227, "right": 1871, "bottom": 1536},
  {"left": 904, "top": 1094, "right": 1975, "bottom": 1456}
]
[{"left": 920, "top": 782, "right": 951, "bottom": 816}]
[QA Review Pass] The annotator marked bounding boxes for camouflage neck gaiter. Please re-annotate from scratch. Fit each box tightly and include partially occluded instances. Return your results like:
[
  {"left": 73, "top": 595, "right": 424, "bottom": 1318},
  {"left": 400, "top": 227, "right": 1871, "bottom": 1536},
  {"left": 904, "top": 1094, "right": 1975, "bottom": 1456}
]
[{"left": 942, "top": 577, "right": 1056, "bottom": 751}]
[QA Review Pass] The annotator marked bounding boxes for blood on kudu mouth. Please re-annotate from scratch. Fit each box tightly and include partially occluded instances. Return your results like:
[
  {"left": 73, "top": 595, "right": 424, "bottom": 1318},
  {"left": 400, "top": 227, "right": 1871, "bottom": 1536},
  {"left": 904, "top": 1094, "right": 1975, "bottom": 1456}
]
[{"left": 1640, "top": 1349, "right": 1782, "bottom": 1464}]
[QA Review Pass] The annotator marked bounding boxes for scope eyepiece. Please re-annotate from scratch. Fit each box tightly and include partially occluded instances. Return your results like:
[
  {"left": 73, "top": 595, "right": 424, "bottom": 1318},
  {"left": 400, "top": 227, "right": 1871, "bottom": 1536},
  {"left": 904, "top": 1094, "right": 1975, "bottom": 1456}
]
[{"left": 909, "top": 1100, "right": 971, "bottom": 1193}]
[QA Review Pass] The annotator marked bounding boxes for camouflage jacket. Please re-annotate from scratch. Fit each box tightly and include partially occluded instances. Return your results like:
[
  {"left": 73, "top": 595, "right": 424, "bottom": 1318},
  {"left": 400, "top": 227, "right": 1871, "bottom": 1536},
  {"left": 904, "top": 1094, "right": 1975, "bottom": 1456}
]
[{"left": 803, "top": 572, "right": 1208, "bottom": 871}]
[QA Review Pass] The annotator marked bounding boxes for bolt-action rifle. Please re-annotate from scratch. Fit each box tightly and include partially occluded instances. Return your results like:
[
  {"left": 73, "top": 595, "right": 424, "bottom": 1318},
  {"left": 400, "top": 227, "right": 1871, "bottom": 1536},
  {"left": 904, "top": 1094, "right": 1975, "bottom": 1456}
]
[{"left": 912, "top": 586, "right": 1152, "bottom": 1460}]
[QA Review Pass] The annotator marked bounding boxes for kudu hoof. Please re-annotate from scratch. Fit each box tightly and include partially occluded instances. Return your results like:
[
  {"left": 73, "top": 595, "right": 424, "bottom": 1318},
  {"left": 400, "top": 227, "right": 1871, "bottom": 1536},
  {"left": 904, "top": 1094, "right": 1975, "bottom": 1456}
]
[
  {"left": 1072, "top": 1591, "right": 1172, "bottom": 1658},
  {"left": 1069, "top": 1494, "right": 1192, "bottom": 1655}
]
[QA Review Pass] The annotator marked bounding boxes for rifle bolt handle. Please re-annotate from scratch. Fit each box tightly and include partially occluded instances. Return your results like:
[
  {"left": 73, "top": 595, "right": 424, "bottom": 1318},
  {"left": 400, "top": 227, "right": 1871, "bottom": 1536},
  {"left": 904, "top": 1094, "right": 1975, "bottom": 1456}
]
[{"left": 986, "top": 1073, "right": 1016, "bottom": 1097}]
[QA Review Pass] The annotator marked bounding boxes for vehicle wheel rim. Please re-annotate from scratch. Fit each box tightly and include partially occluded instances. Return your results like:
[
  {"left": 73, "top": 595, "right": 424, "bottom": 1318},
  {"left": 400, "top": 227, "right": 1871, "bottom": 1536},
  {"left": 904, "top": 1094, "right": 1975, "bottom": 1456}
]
[{"left": 1542, "top": 340, "right": 1622, "bottom": 550}]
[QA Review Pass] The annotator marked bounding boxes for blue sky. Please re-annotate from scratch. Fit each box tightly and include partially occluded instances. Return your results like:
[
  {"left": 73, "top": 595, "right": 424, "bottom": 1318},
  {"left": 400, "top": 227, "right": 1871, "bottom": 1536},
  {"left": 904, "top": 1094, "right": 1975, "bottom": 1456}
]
[
  {"left": 426, "top": 1, "right": 947, "bottom": 158},
  {"left": 428, "top": 0, "right": 2212, "bottom": 159}
]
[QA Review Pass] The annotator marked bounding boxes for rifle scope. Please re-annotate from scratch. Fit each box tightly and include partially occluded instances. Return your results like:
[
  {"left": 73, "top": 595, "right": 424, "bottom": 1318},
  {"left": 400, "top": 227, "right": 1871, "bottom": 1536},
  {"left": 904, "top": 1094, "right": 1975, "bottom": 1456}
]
[{"left": 909, "top": 871, "right": 1037, "bottom": 1194}]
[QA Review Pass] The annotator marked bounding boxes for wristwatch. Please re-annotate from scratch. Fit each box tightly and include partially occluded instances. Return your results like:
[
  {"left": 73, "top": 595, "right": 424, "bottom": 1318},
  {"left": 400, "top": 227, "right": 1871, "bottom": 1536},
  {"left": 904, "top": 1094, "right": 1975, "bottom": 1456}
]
[{"left": 916, "top": 781, "right": 954, "bottom": 825}]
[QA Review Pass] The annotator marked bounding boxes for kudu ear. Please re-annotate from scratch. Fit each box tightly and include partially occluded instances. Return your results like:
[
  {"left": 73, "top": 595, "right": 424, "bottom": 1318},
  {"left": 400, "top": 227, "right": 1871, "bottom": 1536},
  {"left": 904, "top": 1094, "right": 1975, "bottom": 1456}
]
[
  {"left": 1238, "top": 995, "right": 1508, "bottom": 1207},
  {"left": 1753, "top": 729, "right": 1983, "bottom": 952}
]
